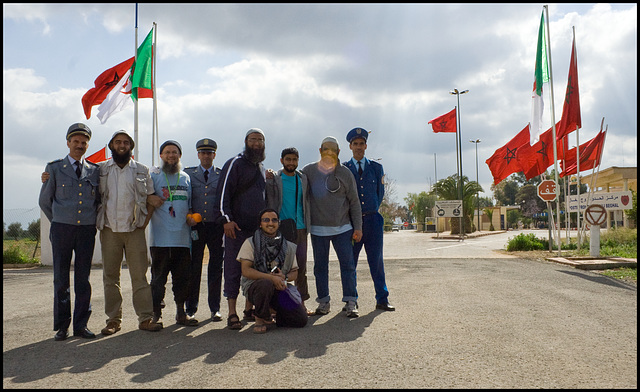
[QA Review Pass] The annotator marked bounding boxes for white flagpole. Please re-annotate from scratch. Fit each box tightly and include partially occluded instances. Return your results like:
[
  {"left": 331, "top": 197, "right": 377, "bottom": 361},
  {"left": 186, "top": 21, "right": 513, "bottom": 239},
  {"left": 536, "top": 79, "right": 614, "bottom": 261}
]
[
  {"left": 543, "top": 5, "right": 561, "bottom": 255},
  {"left": 575, "top": 125, "right": 581, "bottom": 249},
  {"left": 152, "top": 22, "right": 158, "bottom": 167},
  {"left": 134, "top": 3, "right": 139, "bottom": 162}
]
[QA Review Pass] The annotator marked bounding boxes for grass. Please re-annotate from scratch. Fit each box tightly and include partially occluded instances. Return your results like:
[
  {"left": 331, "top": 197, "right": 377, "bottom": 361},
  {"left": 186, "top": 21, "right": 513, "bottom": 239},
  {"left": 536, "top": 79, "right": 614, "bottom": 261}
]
[
  {"left": 3, "top": 239, "right": 40, "bottom": 265},
  {"left": 506, "top": 227, "right": 637, "bottom": 283}
]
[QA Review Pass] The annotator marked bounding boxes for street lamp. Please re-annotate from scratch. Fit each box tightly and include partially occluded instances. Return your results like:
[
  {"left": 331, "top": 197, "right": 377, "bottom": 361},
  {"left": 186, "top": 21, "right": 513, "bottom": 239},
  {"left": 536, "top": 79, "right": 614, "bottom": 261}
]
[
  {"left": 450, "top": 89, "right": 468, "bottom": 239},
  {"left": 469, "top": 139, "right": 481, "bottom": 231}
]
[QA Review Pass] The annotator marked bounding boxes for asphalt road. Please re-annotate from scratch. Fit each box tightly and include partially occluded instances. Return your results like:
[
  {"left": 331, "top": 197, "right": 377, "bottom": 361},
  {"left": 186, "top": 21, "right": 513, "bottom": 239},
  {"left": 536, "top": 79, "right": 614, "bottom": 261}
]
[{"left": 3, "top": 230, "right": 637, "bottom": 388}]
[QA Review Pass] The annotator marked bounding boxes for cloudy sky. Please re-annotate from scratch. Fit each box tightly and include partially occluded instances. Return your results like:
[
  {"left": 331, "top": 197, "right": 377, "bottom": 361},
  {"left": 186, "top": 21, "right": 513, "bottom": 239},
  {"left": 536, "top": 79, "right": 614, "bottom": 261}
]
[{"left": 3, "top": 3, "right": 637, "bottom": 215}]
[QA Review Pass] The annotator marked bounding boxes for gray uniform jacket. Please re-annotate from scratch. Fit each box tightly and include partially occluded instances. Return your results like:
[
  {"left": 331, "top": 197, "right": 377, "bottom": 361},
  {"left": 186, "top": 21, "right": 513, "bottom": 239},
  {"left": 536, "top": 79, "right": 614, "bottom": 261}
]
[
  {"left": 39, "top": 157, "right": 100, "bottom": 225},
  {"left": 265, "top": 169, "right": 311, "bottom": 229},
  {"left": 184, "top": 165, "right": 221, "bottom": 223},
  {"left": 96, "top": 160, "right": 152, "bottom": 230}
]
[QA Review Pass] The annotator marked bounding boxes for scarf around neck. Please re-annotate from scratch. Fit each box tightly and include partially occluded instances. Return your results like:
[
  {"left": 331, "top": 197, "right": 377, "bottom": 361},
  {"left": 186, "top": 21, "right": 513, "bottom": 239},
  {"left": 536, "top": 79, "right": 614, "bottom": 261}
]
[{"left": 252, "top": 229, "right": 288, "bottom": 273}]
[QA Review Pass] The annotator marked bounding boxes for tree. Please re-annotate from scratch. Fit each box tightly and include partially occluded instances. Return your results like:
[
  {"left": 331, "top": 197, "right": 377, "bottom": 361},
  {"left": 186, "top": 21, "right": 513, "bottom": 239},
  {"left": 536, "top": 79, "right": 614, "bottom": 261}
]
[
  {"left": 516, "top": 184, "right": 545, "bottom": 220},
  {"left": 379, "top": 177, "right": 406, "bottom": 229},
  {"left": 404, "top": 191, "right": 434, "bottom": 228},
  {"left": 431, "top": 174, "right": 483, "bottom": 233},
  {"left": 484, "top": 208, "right": 495, "bottom": 231},
  {"left": 7, "top": 222, "right": 23, "bottom": 240},
  {"left": 26, "top": 219, "right": 40, "bottom": 241}
]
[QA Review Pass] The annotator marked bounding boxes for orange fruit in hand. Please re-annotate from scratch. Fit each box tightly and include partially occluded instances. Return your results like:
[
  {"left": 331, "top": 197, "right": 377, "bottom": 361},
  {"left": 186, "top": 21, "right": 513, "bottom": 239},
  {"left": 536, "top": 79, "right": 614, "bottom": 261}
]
[{"left": 191, "top": 213, "right": 203, "bottom": 223}]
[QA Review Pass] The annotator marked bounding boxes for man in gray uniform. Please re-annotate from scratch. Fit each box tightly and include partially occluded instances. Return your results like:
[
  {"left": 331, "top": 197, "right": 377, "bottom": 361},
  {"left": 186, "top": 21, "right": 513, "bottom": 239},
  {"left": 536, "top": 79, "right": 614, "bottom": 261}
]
[
  {"left": 39, "top": 123, "right": 100, "bottom": 341},
  {"left": 184, "top": 138, "right": 224, "bottom": 322}
]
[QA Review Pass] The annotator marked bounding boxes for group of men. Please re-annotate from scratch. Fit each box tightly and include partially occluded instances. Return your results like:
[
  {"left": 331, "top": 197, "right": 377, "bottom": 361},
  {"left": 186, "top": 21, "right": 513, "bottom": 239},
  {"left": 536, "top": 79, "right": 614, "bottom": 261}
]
[{"left": 39, "top": 123, "right": 394, "bottom": 341}]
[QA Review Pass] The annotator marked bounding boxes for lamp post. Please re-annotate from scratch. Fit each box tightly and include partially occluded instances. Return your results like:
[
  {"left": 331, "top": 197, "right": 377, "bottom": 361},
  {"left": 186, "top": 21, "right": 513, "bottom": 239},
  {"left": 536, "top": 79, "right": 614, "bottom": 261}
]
[
  {"left": 450, "top": 89, "right": 468, "bottom": 239},
  {"left": 469, "top": 139, "right": 481, "bottom": 231}
]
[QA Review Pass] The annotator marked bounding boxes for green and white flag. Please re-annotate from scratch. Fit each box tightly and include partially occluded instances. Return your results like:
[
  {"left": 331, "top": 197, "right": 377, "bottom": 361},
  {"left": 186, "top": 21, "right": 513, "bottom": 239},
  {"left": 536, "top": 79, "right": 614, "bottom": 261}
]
[{"left": 530, "top": 11, "right": 549, "bottom": 144}]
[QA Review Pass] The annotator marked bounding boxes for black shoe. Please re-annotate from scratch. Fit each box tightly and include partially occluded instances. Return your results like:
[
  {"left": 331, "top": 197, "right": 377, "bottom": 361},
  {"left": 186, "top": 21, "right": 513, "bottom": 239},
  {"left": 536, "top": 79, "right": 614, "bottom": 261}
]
[
  {"left": 211, "top": 311, "right": 223, "bottom": 322},
  {"left": 54, "top": 329, "right": 68, "bottom": 341},
  {"left": 376, "top": 303, "right": 396, "bottom": 311},
  {"left": 73, "top": 327, "right": 97, "bottom": 339}
]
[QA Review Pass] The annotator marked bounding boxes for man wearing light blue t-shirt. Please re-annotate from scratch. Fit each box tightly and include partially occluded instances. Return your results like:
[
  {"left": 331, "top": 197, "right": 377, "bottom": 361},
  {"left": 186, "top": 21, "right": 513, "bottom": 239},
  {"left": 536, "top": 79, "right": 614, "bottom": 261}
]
[{"left": 148, "top": 140, "right": 199, "bottom": 327}]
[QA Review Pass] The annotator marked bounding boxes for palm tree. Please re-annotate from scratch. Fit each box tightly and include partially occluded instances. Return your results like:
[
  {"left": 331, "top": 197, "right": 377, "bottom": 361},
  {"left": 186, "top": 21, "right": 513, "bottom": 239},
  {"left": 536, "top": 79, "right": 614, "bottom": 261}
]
[{"left": 431, "top": 174, "right": 483, "bottom": 234}]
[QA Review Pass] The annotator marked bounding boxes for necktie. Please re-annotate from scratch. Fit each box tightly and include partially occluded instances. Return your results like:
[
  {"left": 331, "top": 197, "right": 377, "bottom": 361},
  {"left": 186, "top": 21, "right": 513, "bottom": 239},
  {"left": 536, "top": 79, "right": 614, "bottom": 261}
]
[
  {"left": 75, "top": 161, "right": 82, "bottom": 178},
  {"left": 203, "top": 169, "right": 209, "bottom": 182},
  {"left": 357, "top": 161, "right": 363, "bottom": 176}
]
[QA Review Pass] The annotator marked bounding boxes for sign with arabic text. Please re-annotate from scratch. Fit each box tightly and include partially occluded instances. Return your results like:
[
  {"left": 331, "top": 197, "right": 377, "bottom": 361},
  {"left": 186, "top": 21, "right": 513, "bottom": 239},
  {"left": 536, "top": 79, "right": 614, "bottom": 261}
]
[
  {"left": 537, "top": 180, "right": 557, "bottom": 202},
  {"left": 434, "top": 200, "right": 462, "bottom": 218},
  {"left": 568, "top": 191, "right": 632, "bottom": 211}
]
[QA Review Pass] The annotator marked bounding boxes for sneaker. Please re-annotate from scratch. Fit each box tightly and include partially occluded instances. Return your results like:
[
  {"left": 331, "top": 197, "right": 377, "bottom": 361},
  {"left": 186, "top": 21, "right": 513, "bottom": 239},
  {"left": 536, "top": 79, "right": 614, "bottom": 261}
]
[
  {"left": 342, "top": 302, "right": 359, "bottom": 311},
  {"left": 345, "top": 301, "right": 359, "bottom": 318},
  {"left": 211, "top": 311, "right": 223, "bottom": 322},
  {"left": 139, "top": 319, "right": 162, "bottom": 332},
  {"left": 101, "top": 321, "right": 121, "bottom": 336},
  {"left": 314, "top": 301, "right": 330, "bottom": 315}
]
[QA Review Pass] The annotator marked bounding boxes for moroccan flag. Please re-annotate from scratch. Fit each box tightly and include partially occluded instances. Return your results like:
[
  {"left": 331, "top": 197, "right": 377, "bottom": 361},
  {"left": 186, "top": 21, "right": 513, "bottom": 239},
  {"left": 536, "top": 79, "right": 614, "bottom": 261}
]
[
  {"left": 530, "top": 10, "right": 549, "bottom": 144},
  {"left": 86, "top": 146, "right": 108, "bottom": 164},
  {"left": 560, "top": 130, "right": 606, "bottom": 177},
  {"left": 428, "top": 108, "right": 457, "bottom": 133},
  {"left": 130, "top": 27, "right": 154, "bottom": 101},
  {"left": 556, "top": 33, "right": 581, "bottom": 141},
  {"left": 486, "top": 124, "right": 530, "bottom": 185},
  {"left": 81, "top": 57, "right": 135, "bottom": 119},
  {"left": 516, "top": 121, "right": 565, "bottom": 180}
]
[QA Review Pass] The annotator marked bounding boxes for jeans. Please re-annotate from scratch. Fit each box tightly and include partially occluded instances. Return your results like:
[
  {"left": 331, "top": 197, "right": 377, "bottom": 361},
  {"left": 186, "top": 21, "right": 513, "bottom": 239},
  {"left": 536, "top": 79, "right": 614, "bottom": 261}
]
[{"left": 310, "top": 229, "right": 358, "bottom": 304}]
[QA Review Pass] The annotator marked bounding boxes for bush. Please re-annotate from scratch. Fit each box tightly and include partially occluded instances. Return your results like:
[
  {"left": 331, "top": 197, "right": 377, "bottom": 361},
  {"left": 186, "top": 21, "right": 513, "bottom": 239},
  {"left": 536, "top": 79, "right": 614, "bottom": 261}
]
[
  {"left": 3, "top": 245, "right": 39, "bottom": 264},
  {"left": 506, "top": 233, "right": 545, "bottom": 251}
]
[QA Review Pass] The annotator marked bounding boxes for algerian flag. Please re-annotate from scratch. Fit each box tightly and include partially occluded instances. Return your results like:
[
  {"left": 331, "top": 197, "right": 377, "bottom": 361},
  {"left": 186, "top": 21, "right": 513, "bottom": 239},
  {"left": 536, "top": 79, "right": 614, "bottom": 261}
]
[
  {"left": 97, "top": 68, "right": 133, "bottom": 124},
  {"left": 130, "top": 27, "right": 154, "bottom": 101},
  {"left": 530, "top": 10, "right": 549, "bottom": 144}
]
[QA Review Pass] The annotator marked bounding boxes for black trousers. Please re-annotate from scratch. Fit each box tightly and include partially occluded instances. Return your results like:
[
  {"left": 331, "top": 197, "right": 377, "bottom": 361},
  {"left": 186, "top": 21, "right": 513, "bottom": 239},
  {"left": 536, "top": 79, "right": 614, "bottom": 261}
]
[
  {"left": 50, "top": 222, "right": 96, "bottom": 332},
  {"left": 186, "top": 222, "right": 224, "bottom": 315},
  {"left": 150, "top": 247, "right": 191, "bottom": 311},
  {"left": 246, "top": 279, "right": 308, "bottom": 328}
]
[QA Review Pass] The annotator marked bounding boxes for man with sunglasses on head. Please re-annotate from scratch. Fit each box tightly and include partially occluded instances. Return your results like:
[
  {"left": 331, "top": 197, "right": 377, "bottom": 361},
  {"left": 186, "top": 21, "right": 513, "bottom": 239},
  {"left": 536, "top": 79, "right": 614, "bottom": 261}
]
[{"left": 301, "top": 136, "right": 362, "bottom": 318}]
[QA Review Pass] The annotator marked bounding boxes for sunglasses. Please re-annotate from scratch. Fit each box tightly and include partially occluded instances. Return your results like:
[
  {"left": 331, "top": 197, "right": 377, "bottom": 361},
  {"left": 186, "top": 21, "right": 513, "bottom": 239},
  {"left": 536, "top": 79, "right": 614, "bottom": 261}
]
[{"left": 261, "top": 217, "right": 279, "bottom": 223}]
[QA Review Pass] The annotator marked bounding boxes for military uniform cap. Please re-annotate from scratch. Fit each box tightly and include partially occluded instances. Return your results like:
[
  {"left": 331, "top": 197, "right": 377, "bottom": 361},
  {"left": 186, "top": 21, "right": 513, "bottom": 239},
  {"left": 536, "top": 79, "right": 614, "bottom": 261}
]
[
  {"left": 66, "top": 123, "right": 92, "bottom": 140},
  {"left": 196, "top": 138, "right": 217, "bottom": 152},
  {"left": 346, "top": 127, "right": 368, "bottom": 143}
]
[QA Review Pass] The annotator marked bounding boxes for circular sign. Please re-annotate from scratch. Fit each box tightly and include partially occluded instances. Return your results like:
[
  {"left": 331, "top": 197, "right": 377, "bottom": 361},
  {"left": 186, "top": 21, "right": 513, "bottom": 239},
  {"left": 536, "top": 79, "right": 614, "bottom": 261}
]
[
  {"left": 403, "top": 222, "right": 409, "bottom": 227},
  {"left": 584, "top": 204, "right": 607, "bottom": 226},
  {"left": 537, "top": 180, "right": 557, "bottom": 202}
]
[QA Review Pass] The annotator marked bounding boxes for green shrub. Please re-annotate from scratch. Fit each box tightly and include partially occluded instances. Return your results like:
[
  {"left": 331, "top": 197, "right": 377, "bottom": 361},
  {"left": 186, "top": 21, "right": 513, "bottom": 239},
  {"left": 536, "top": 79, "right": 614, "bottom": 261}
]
[
  {"left": 3, "top": 245, "right": 38, "bottom": 264},
  {"left": 506, "top": 233, "right": 545, "bottom": 251}
]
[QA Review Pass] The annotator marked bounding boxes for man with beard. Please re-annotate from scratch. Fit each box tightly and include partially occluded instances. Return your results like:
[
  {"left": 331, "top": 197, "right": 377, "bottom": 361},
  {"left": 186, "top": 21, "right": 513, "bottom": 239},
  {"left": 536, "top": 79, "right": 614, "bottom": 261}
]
[
  {"left": 148, "top": 140, "right": 199, "bottom": 327},
  {"left": 214, "top": 128, "right": 267, "bottom": 330},
  {"left": 301, "top": 136, "right": 363, "bottom": 318},
  {"left": 39, "top": 123, "right": 100, "bottom": 341},
  {"left": 40, "top": 130, "right": 162, "bottom": 335}
]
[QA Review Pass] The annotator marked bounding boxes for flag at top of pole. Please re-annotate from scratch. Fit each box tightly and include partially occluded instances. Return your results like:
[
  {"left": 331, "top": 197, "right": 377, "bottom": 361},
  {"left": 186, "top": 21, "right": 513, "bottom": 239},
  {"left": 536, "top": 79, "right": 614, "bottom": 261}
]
[
  {"left": 130, "top": 26, "right": 154, "bottom": 101},
  {"left": 530, "top": 10, "right": 549, "bottom": 144}
]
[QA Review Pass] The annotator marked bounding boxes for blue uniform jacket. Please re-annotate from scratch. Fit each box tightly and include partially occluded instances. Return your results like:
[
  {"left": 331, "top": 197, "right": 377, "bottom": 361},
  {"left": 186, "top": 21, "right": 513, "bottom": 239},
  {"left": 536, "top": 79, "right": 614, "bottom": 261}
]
[
  {"left": 184, "top": 165, "right": 221, "bottom": 224},
  {"left": 39, "top": 157, "right": 100, "bottom": 225},
  {"left": 343, "top": 158, "right": 385, "bottom": 214}
]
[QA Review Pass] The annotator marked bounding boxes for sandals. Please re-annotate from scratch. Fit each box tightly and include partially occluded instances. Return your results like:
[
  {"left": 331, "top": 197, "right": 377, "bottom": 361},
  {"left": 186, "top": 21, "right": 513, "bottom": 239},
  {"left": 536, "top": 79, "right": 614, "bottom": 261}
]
[
  {"left": 243, "top": 309, "right": 255, "bottom": 321},
  {"left": 227, "top": 314, "right": 242, "bottom": 330}
]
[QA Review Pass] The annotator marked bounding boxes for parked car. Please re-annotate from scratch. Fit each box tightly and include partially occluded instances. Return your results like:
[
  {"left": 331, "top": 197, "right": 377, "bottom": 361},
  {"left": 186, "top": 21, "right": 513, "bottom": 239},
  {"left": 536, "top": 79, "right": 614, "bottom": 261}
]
[{"left": 392, "top": 225, "right": 400, "bottom": 232}]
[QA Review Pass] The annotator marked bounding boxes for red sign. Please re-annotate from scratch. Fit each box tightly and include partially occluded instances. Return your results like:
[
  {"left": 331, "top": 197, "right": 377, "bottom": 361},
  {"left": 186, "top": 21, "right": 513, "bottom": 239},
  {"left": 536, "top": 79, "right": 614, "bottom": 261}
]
[
  {"left": 584, "top": 204, "right": 607, "bottom": 226},
  {"left": 537, "top": 180, "right": 557, "bottom": 202},
  {"left": 403, "top": 222, "right": 409, "bottom": 227}
]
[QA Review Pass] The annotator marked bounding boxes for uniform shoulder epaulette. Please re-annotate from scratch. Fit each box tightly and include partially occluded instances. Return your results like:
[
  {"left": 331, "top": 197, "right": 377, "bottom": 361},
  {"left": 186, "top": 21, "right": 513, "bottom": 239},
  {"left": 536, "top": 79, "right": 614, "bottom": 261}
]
[
  {"left": 185, "top": 166, "right": 196, "bottom": 170},
  {"left": 48, "top": 158, "right": 63, "bottom": 165}
]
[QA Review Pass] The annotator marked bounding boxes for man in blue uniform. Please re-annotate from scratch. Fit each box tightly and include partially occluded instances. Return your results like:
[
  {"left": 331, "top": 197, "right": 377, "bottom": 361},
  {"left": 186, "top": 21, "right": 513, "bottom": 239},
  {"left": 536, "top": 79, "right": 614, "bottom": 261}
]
[
  {"left": 39, "top": 123, "right": 101, "bottom": 341},
  {"left": 184, "top": 138, "right": 224, "bottom": 322},
  {"left": 343, "top": 127, "right": 395, "bottom": 312}
]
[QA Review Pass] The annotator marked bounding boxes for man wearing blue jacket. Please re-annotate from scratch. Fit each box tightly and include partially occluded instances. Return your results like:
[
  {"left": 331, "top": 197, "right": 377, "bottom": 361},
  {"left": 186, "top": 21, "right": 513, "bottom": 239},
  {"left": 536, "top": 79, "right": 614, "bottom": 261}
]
[{"left": 344, "top": 127, "right": 395, "bottom": 312}]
